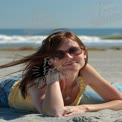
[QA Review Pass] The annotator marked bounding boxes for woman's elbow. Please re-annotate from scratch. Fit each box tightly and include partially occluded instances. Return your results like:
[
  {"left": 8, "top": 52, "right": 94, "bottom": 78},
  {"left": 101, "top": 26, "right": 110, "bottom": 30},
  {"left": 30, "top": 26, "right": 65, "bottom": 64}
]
[
  {"left": 119, "top": 94, "right": 122, "bottom": 100},
  {"left": 43, "top": 108, "right": 65, "bottom": 117},
  {"left": 52, "top": 111, "right": 64, "bottom": 117},
  {"left": 49, "top": 110, "right": 64, "bottom": 117},
  {"left": 115, "top": 94, "right": 122, "bottom": 100}
]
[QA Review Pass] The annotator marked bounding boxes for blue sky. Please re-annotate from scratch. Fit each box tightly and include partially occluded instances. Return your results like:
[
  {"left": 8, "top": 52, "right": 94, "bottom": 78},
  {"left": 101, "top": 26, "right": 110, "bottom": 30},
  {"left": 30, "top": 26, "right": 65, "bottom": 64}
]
[{"left": 0, "top": 0, "right": 122, "bottom": 29}]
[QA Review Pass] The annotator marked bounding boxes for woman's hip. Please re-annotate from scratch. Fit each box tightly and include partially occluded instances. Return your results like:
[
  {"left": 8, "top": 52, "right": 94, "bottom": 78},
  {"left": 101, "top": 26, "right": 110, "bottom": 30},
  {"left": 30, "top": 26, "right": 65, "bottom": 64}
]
[{"left": 0, "top": 74, "right": 21, "bottom": 107}]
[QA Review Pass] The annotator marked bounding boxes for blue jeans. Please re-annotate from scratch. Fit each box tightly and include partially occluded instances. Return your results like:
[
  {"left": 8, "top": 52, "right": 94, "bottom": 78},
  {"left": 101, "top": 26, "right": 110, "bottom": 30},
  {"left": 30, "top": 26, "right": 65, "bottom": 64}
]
[
  {"left": 80, "top": 83, "right": 122, "bottom": 104},
  {"left": 0, "top": 74, "right": 21, "bottom": 108}
]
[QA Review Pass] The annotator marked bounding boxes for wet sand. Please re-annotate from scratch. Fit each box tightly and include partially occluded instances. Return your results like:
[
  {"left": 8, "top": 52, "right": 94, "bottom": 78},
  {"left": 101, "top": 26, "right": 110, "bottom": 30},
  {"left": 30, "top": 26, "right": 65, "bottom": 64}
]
[{"left": 0, "top": 49, "right": 122, "bottom": 122}]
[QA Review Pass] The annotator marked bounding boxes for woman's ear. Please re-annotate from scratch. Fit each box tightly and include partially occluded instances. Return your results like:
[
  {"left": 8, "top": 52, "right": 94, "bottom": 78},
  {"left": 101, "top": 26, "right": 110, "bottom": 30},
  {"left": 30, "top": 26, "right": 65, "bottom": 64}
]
[
  {"left": 83, "top": 50, "right": 87, "bottom": 59},
  {"left": 84, "top": 54, "right": 86, "bottom": 59}
]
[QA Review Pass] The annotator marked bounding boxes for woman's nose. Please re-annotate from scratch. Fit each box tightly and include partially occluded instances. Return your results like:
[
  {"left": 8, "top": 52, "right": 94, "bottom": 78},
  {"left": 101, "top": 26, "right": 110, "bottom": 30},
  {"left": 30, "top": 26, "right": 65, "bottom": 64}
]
[{"left": 65, "top": 52, "right": 73, "bottom": 58}]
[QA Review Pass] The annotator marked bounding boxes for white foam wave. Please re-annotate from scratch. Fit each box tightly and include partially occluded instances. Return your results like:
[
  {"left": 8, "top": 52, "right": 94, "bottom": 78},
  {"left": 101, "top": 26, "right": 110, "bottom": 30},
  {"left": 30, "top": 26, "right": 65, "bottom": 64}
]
[
  {"left": 0, "top": 35, "right": 46, "bottom": 43},
  {"left": 0, "top": 34, "right": 122, "bottom": 48}
]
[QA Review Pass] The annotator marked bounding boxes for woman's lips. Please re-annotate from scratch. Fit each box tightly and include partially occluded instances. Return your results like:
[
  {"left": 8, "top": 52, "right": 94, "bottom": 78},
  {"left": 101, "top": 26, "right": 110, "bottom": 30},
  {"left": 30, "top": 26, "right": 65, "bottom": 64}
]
[{"left": 63, "top": 61, "right": 76, "bottom": 66}]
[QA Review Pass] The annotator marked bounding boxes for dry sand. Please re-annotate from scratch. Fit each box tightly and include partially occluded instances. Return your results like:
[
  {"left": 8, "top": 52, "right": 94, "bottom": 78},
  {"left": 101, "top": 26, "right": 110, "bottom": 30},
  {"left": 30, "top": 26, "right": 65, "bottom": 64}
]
[{"left": 0, "top": 49, "right": 122, "bottom": 122}]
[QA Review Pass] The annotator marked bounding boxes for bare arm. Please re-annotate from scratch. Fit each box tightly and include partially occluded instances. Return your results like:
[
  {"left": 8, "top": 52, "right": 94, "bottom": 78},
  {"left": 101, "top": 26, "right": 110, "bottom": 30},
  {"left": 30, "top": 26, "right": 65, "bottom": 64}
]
[
  {"left": 28, "top": 81, "right": 65, "bottom": 116},
  {"left": 83, "top": 100, "right": 122, "bottom": 112},
  {"left": 42, "top": 81, "right": 64, "bottom": 116},
  {"left": 63, "top": 100, "right": 122, "bottom": 116},
  {"left": 80, "top": 64, "right": 122, "bottom": 101}
]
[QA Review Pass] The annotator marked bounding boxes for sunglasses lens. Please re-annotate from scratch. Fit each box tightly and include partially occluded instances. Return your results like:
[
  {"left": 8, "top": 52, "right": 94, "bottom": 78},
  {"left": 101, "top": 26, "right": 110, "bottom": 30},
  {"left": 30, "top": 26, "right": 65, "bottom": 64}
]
[
  {"left": 51, "top": 47, "right": 82, "bottom": 60},
  {"left": 69, "top": 47, "right": 82, "bottom": 55},
  {"left": 52, "top": 50, "right": 65, "bottom": 59}
]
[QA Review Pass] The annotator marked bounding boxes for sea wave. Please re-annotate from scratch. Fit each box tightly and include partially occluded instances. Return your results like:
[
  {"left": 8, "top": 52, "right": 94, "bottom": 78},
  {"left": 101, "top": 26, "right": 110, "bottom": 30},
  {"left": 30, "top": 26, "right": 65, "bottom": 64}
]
[{"left": 0, "top": 34, "right": 122, "bottom": 49}]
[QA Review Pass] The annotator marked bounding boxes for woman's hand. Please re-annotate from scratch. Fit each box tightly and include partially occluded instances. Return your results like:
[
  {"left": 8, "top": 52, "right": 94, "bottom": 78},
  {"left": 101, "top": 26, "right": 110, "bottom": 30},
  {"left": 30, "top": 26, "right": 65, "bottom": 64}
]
[
  {"left": 63, "top": 105, "right": 87, "bottom": 116},
  {"left": 45, "top": 68, "right": 64, "bottom": 85}
]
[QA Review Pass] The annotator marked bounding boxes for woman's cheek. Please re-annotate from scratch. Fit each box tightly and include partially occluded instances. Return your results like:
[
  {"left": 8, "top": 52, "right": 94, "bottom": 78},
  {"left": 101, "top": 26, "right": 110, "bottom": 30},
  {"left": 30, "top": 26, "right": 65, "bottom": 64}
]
[{"left": 78, "top": 56, "right": 86, "bottom": 68}]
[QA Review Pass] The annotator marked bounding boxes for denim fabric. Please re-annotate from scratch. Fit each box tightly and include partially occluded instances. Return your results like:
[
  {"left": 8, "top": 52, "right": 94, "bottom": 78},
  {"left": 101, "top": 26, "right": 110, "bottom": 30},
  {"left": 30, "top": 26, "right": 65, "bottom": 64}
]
[
  {"left": 0, "top": 74, "right": 21, "bottom": 108},
  {"left": 80, "top": 83, "right": 122, "bottom": 104},
  {"left": 112, "top": 83, "right": 122, "bottom": 92},
  {"left": 80, "top": 89, "right": 105, "bottom": 104}
]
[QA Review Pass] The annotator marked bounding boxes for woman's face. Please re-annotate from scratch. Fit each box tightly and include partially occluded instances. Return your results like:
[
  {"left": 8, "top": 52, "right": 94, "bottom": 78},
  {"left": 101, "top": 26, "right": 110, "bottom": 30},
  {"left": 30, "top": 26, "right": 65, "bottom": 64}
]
[{"left": 50, "top": 39, "right": 86, "bottom": 77}]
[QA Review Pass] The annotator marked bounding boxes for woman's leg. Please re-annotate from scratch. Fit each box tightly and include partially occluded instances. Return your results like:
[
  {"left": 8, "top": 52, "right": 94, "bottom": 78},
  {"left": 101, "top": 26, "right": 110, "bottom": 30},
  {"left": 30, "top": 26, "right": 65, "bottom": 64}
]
[
  {"left": 80, "top": 83, "right": 122, "bottom": 104},
  {"left": 80, "top": 89, "right": 105, "bottom": 104},
  {"left": 0, "top": 74, "right": 21, "bottom": 108},
  {"left": 112, "top": 83, "right": 122, "bottom": 92}
]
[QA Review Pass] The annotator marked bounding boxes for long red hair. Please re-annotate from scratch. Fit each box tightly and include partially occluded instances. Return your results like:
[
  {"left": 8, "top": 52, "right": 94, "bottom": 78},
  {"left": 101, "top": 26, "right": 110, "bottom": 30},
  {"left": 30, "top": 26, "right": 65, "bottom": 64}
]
[{"left": 0, "top": 30, "right": 88, "bottom": 98}]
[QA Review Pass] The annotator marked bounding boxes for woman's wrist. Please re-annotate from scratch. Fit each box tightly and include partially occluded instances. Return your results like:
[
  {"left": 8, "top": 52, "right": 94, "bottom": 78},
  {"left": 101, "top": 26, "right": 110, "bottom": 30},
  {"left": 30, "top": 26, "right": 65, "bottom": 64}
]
[
  {"left": 81, "top": 104, "right": 103, "bottom": 112},
  {"left": 79, "top": 105, "right": 90, "bottom": 112}
]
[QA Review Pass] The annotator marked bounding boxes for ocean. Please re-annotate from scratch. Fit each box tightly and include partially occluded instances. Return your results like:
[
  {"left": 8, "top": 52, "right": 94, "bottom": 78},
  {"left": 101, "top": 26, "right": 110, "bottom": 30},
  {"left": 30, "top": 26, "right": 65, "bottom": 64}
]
[{"left": 0, "top": 28, "right": 122, "bottom": 49}]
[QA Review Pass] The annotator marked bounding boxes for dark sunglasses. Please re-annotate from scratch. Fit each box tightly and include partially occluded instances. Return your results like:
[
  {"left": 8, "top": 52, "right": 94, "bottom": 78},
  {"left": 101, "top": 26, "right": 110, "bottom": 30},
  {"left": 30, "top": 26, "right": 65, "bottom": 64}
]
[{"left": 51, "top": 47, "right": 83, "bottom": 60}]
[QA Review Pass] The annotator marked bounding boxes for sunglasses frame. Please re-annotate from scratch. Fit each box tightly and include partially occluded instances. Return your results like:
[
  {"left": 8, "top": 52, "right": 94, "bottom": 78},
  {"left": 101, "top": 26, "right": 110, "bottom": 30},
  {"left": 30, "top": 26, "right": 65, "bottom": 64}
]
[{"left": 51, "top": 47, "right": 84, "bottom": 60}]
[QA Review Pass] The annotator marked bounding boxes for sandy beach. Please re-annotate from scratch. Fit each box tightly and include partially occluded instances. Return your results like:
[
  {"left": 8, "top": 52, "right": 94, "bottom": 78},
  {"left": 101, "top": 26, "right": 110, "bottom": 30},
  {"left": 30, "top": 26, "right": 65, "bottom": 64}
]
[{"left": 0, "top": 49, "right": 122, "bottom": 122}]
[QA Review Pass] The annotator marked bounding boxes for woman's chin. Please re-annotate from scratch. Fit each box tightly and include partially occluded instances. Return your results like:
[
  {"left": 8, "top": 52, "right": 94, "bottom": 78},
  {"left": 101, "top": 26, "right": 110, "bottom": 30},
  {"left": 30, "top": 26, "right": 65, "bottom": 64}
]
[
  {"left": 58, "top": 64, "right": 82, "bottom": 75},
  {"left": 62, "top": 67, "right": 80, "bottom": 76},
  {"left": 66, "top": 64, "right": 81, "bottom": 71}
]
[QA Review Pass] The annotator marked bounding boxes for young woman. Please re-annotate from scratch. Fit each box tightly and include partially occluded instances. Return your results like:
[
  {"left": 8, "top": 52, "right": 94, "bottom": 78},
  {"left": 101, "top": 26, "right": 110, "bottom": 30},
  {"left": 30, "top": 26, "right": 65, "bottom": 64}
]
[{"left": 0, "top": 30, "right": 122, "bottom": 117}]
